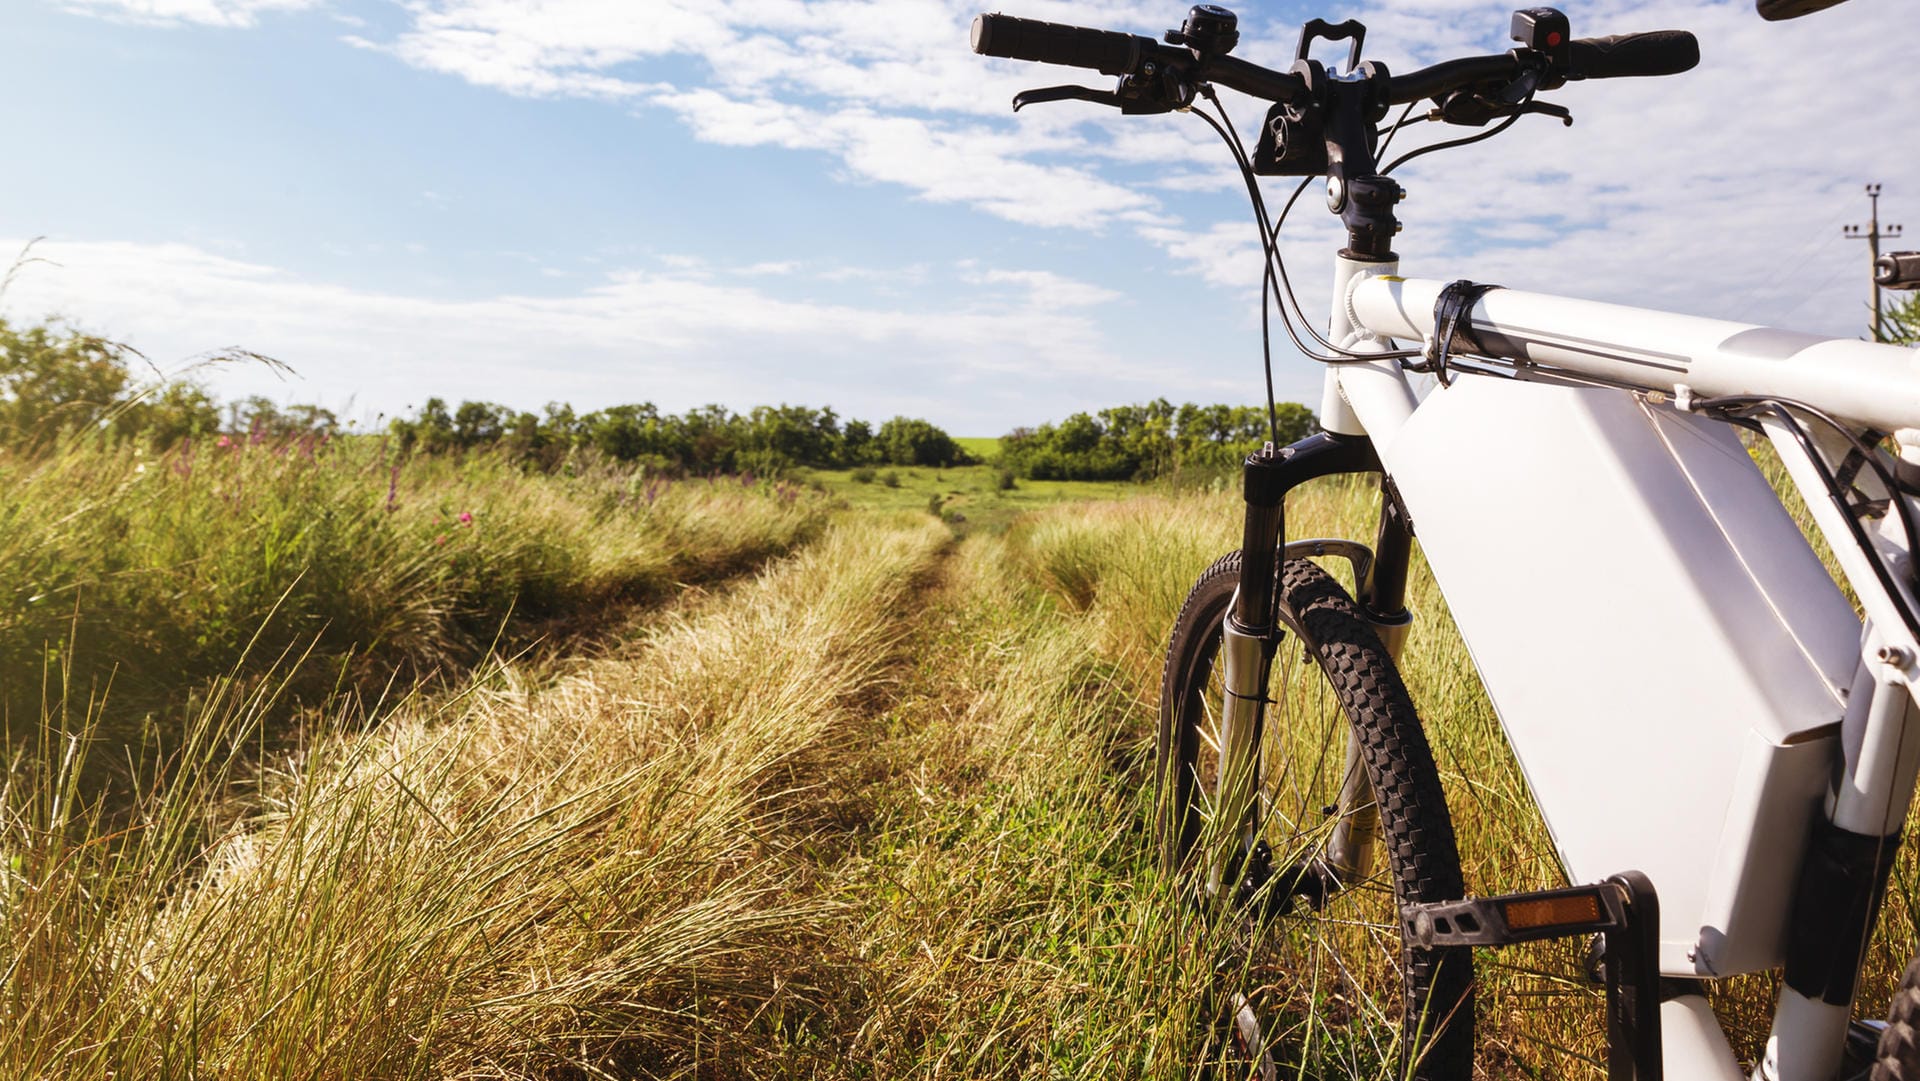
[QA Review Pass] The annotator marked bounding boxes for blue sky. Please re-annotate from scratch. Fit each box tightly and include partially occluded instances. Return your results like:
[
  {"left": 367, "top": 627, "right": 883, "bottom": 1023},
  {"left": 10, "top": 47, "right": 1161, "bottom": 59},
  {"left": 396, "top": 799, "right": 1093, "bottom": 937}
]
[{"left": 1, "top": 0, "right": 1914, "bottom": 434}]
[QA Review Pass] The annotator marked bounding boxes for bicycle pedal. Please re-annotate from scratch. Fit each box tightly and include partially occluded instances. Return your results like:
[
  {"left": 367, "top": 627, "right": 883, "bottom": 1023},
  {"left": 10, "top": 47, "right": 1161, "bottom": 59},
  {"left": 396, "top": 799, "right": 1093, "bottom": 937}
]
[
  {"left": 1404, "top": 881, "right": 1623, "bottom": 949},
  {"left": 1404, "top": 872, "right": 1664, "bottom": 1081}
]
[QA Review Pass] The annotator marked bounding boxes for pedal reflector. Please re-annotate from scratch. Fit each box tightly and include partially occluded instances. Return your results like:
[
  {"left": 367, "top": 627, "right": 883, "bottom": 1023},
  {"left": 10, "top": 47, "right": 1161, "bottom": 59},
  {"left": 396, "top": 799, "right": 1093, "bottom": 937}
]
[
  {"left": 1405, "top": 882, "right": 1622, "bottom": 948},
  {"left": 1404, "top": 874, "right": 1663, "bottom": 1080},
  {"left": 1504, "top": 891, "right": 1602, "bottom": 931}
]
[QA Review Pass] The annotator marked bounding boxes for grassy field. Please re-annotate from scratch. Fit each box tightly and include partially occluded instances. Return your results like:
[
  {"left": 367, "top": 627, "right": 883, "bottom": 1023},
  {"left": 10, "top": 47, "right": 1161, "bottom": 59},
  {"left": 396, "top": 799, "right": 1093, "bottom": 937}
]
[
  {"left": 803, "top": 460, "right": 1146, "bottom": 531},
  {"left": 0, "top": 438, "right": 826, "bottom": 758},
  {"left": 953, "top": 435, "right": 1002, "bottom": 461},
  {"left": 3, "top": 449, "right": 1917, "bottom": 1078}
]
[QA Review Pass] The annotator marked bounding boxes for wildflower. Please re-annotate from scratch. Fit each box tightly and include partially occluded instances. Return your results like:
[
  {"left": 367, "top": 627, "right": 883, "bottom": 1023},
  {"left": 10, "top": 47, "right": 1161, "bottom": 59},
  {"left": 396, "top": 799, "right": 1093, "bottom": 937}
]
[
  {"left": 458, "top": 511, "right": 473, "bottom": 525},
  {"left": 435, "top": 533, "right": 447, "bottom": 546},
  {"left": 216, "top": 434, "right": 232, "bottom": 448}
]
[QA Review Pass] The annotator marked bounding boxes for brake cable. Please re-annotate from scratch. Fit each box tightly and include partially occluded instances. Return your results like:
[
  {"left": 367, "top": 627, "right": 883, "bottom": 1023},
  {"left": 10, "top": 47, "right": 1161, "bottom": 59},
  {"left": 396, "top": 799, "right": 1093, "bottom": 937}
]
[
  {"left": 1382, "top": 92, "right": 1535, "bottom": 175},
  {"left": 1692, "top": 394, "right": 1920, "bottom": 643},
  {"left": 1191, "top": 87, "right": 1422, "bottom": 370},
  {"left": 1374, "top": 101, "right": 1421, "bottom": 161},
  {"left": 1190, "top": 70, "right": 1581, "bottom": 380}
]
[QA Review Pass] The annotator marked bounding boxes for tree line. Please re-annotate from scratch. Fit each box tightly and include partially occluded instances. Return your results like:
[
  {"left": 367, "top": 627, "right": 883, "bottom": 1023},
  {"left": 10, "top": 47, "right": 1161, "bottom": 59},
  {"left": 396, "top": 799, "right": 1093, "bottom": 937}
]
[
  {"left": 0, "top": 318, "right": 970, "bottom": 472},
  {"left": 1000, "top": 399, "right": 1318, "bottom": 481},
  {"left": 0, "top": 318, "right": 350, "bottom": 452},
  {"left": 386, "top": 400, "right": 968, "bottom": 474},
  {"left": 1, "top": 316, "right": 1323, "bottom": 480}
]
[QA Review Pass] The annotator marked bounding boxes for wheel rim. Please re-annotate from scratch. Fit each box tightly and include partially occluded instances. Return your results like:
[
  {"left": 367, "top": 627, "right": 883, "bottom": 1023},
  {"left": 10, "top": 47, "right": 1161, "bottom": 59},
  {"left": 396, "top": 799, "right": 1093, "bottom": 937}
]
[{"left": 1173, "top": 602, "right": 1433, "bottom": 1078}]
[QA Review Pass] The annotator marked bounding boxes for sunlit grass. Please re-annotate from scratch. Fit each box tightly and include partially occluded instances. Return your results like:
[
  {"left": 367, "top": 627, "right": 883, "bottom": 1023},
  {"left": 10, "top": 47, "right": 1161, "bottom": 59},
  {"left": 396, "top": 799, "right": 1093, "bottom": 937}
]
[
  {"left": 3, "top": 469, "right": 1913, "bottom": 1078},
  {"left": 0, "top": 437, "right": 826, "bottom": 756},
  {"left": 1, "top": 514, "right": 944, "bottom": 1078},
  {"left": 803, "top": 461, "right": 1141, "bottom": 531}
]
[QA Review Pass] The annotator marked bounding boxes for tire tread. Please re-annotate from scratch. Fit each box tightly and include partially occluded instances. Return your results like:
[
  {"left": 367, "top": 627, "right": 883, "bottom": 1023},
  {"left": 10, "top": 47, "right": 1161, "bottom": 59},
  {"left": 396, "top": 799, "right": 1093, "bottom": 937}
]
[{"left": 1157, "top": 550, "right": 1474, "bottom": 1080}]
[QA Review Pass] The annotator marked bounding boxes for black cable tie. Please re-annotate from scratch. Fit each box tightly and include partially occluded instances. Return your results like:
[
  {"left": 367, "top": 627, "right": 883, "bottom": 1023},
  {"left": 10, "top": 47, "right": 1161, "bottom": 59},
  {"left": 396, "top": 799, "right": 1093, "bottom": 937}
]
[{"left": 1416, "top": 279, "right": 1501, "bottom": 387}]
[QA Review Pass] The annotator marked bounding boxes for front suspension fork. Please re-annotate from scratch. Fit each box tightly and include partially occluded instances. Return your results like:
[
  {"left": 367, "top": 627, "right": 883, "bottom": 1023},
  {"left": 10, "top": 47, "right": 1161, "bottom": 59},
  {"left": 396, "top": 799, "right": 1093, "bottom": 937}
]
[{"left": 1209, "top": 433, "right": 1408, "bottom": 897}]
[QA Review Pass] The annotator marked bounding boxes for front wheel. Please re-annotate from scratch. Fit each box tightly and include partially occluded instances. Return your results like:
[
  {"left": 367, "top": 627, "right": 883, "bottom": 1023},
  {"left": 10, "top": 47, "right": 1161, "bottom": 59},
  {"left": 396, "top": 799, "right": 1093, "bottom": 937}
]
[
  {"left": 1872, "top": 953, "right": 1920, "bottom": 1079},
  {"left": 1156, "top": 551, "right": 1475, "bottom": 1081}
]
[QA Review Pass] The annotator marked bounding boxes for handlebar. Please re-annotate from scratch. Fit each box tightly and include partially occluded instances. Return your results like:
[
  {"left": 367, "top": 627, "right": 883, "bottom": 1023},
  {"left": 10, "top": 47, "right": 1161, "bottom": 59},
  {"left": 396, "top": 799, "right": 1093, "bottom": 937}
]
[
  {"left": 972, "top": 7, "right": 1698, "bottom": 261},
  {"left": 1568, "top": 32, "right": 1700, "bottom": 80},
  {"left": 972, "top": 12, "right": 1308, "bottom": 102},
  {"left": 969, "top": 14, "right": 1162, "bottom": 76},
  {"left": 971, "top": 11, "right": 1697, "bottom": 108}
]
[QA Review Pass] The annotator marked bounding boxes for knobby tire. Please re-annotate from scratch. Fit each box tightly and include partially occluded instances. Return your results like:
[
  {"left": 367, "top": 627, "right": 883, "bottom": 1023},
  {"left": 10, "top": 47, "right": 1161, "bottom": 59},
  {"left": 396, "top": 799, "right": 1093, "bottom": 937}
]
[{"left": 1157, "top": 551, "right": 1475, "bottom": 1081}]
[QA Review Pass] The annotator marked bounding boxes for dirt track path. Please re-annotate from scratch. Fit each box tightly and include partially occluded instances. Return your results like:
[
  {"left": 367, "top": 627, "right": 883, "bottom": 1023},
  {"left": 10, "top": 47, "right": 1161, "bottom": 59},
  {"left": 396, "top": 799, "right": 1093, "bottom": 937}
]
[{"left": 4, "top": 514, "right": 958, "bottom": 1081}]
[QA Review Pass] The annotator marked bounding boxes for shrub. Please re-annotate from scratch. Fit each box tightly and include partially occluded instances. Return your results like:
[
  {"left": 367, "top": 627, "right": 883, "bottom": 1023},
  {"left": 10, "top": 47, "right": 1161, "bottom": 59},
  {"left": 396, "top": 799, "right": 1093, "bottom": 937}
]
[
  {"left": 851, "top": 466, "right": 877, "bottom": 484},
  {"left": 875, "top": 416, "right": 968, "bottom": 468},
  {"left": 0, "top": 317, "right": 221, "bottom": 453},
  {"left": 999, "top": 398, "right": 1318, "bottom": 482},
  {"left": 880, "top": 470, "right": 900, "bottom": 488}
]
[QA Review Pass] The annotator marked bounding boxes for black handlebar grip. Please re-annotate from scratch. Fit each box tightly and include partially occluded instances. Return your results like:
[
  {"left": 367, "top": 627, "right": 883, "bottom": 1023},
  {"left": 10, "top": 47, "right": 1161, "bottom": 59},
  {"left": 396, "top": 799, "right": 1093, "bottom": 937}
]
[
  {"left": 1567, "top": 31, "right": 1700, "bottom": 79},
  {"left": 970, "top": 13, "right": 1153, "bottom": 76}
]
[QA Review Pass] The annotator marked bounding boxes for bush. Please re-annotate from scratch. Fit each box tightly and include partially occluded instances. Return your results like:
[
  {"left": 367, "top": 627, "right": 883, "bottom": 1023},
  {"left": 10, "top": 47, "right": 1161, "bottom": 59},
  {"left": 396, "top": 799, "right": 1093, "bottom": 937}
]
[
  {"left": 851, "top": 466, "right": 877, "bottom": 484},
  {"left": 0, "top": 318, "right": 222, "bottom": 453},
  {"left": 995, "top": 468, "right": 1017, "bottom": 491},
  {"left": 880, "top": 470, "right": 900, "bottom": 488},
  {"left": 386, "top": 399, "right": 967, "bottom": 475},
  {"left": 875, "top": 416, "right": 968, "bottom": 468},
  {"left": 999, "top": 399, "right": 1317, "bottom": 482}
]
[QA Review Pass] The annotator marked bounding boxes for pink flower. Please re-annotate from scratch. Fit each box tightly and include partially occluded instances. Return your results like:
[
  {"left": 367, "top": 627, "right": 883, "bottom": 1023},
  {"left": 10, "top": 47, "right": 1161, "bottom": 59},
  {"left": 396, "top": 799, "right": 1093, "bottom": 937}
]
[
  {"left": 435, "top": 534, "right": 447, "bottom": 546},
  {"left": 216, "top": 435, "right": 232, "bottom": 448},
  {"left": 458, "top": 511, "right": 473, "bottom": 525}
]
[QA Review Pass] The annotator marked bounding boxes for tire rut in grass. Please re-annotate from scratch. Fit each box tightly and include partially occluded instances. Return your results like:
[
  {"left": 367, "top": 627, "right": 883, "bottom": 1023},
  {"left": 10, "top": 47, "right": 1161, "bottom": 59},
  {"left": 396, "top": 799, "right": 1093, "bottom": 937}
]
[
  {"left": 716, "top": 530, "right": 1193, "bottom": 1077},
  {"left": 0, "top": 516, "right": 949, "bottom": 1081}
]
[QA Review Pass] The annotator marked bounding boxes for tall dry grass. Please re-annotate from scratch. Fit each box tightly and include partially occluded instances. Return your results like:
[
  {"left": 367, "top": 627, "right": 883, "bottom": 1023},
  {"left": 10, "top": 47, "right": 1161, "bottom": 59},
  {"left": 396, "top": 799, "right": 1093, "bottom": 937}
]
[
  {"left": 747, "top": 526, "right": 1237, "bottom": 1076},
  {"left": 0, "top": 514, "right": 943, "bottom": 1078},
  {"left": 0, "top": 437, "right": 825, "bottom": 753},
  {"left": 6, "top": 463, "right": 1911, "bottom": 1079},
  {"left": 996, "top": 479, "right": 1920, "bottom": 1075}
]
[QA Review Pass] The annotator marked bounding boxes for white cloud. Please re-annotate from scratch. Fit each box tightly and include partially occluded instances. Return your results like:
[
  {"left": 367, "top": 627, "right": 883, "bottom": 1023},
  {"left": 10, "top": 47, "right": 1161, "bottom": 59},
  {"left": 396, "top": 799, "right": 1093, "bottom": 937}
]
[
  {"left": 346, "top": 0, "right": 1171, "bottom": 230},
  {"left": 347, "top": 0, "right": 1918, "bottom": 351},
  {"left": 0, "top": 237, "right": 1174, "bottom": 432},
  {"left": 735, "top": 260, "right": 802, "bottom": 276},
  {"left": 59, "top": 0, "right": 321, "bottom": 28},
  {"left": 50, "top": 0, "right": 1920, "bottom": 407},
  {"left": 1361, "top": 0, "right": 1919, "bottom": 338},
  {"left": 967, "top": 268, "right": 1122, "bottom": 307}
]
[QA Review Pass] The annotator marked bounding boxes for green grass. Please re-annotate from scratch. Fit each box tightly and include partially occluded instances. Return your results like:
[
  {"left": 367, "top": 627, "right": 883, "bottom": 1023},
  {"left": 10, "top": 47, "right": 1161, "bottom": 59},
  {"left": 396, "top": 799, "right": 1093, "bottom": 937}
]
[
  {"left": 0, "top": 514, "right": 951, "bottom": 1078},
  {"left": 803, "top": 462, "right": 1143, "bottom": 530},
  {"left": 953, "top": 435, "right": 1002, "bottom": 461},
  {"left": 4, "top": 453, "right": 1917, "bottom": 1079},
  {"left": 0, "top": 437, "right": 826, "bottom": 758}
]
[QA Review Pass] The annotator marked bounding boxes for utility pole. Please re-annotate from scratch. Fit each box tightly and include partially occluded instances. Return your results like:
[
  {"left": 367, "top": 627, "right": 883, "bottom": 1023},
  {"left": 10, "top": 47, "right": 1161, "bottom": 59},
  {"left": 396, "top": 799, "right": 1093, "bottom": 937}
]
[{"left": 1844, "top": 183, "right": 1903, "bottom": 342}]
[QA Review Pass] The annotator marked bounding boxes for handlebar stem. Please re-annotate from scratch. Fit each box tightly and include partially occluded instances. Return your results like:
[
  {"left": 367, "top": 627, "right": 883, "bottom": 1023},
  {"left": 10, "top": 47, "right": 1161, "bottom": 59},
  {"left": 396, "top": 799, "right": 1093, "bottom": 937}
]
[{"left": 1311, "top": 72, "right": 1400, "bottom": 260}]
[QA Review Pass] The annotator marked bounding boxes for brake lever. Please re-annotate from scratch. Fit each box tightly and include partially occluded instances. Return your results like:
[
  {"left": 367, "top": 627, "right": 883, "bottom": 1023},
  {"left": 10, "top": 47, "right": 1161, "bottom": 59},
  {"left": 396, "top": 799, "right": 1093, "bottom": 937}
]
[
  {"left": 1428, "top": 67, "right": 1571, "bottom": 127},
  {"left": 1519, "top": 100, "right": 1574, "bottom": 126},
  {"left": 1012, "top": 84, "right": 1122, "bottom": 112}
]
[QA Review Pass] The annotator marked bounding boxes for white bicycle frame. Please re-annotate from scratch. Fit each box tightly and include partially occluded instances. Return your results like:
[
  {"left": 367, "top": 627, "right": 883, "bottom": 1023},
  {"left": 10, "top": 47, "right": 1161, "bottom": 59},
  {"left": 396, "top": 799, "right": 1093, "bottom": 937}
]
[{"left": 1316, "top": 252, "right": 1920, "bottom": 1080}]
